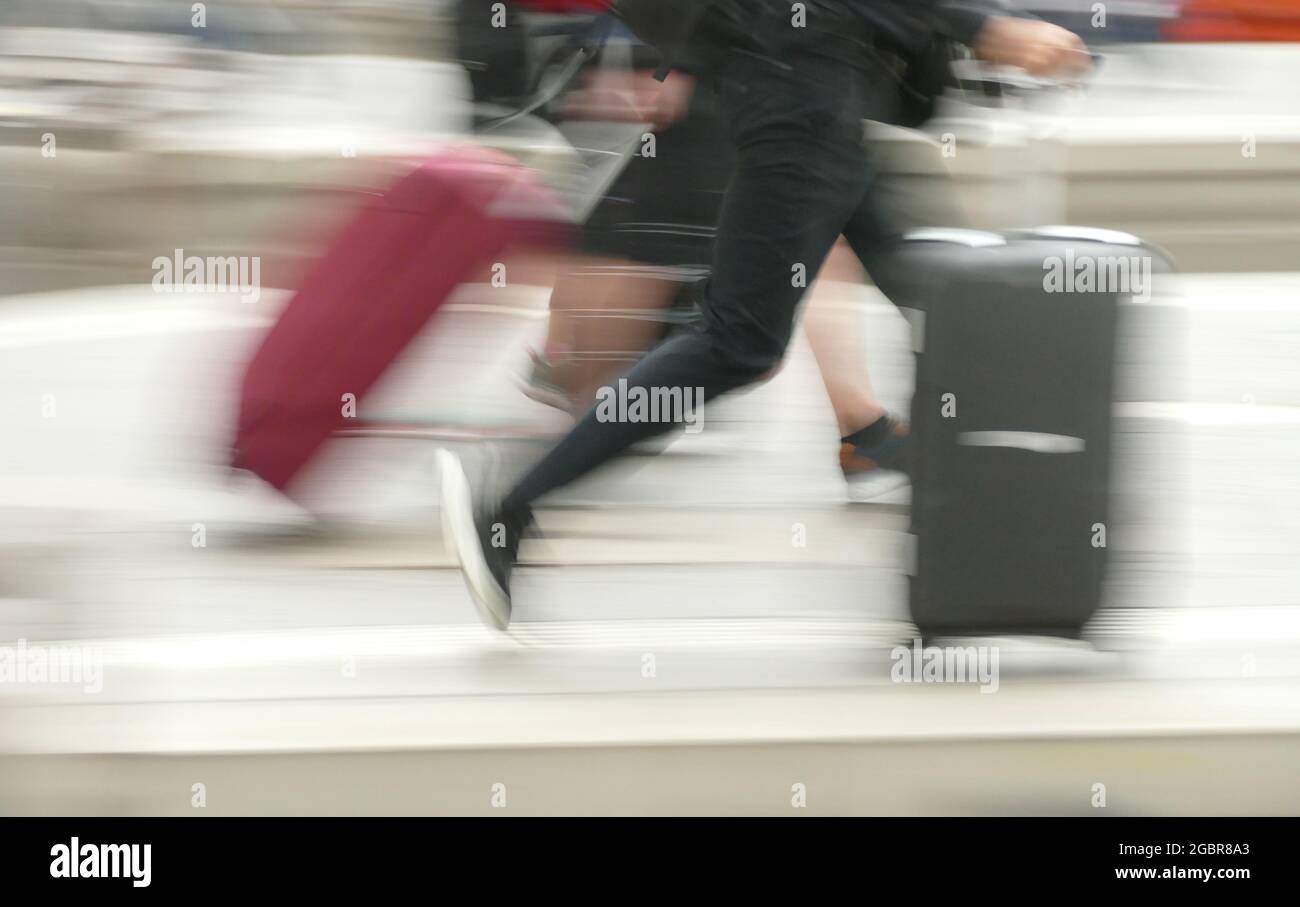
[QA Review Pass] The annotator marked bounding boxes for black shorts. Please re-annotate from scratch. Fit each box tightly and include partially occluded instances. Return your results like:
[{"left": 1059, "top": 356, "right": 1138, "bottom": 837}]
[{"left": 578, "top": 80, "right": 734, "bottom": 270}]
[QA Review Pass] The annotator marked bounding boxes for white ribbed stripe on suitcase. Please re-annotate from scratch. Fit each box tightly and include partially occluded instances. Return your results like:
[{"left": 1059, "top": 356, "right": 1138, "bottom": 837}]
[{"left": 957, "top": 431, "right": 1087, "bottom": 454}]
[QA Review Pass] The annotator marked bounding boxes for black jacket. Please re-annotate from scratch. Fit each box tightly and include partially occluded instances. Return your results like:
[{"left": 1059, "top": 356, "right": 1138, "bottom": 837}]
[{"left": 612, "top": 0, "right": 1014, "bottom": 78}]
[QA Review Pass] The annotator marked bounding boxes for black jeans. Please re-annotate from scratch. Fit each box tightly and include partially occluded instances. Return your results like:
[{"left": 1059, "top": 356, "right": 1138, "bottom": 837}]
[{"left": 504, "top": 47, "right": 903, "bottom": 515}]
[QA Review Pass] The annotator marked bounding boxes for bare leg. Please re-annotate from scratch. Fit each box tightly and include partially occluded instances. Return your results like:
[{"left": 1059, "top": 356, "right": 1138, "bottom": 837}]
[
  {"left": 803, "top": 239, "right": 887, "bottom": 437},
  {"left": 538, "top": 255, "right": 678, "bottom": 408},
  {"left": 804, "top": 126, "right": 968, "bottom": 437}
]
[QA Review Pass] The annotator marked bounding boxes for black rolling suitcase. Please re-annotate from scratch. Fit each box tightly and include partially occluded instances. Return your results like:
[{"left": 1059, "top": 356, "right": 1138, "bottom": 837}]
[{"left": 879, "top": 227, "right": 1172, "bottom": 638}]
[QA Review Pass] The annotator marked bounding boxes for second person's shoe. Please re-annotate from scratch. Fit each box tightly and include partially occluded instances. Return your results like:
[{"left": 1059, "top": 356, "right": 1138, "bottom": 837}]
[{"left": 840, "top": 414, "right": 911, "bottom": 502}]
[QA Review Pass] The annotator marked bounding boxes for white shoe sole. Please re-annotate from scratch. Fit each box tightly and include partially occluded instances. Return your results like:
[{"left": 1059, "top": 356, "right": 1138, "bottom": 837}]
[
  {"left": 845, "top": 471, "right": 911, "bottom": 504},
  {"left": 436, "top": 449, "right": 512, "bottom": 631}
]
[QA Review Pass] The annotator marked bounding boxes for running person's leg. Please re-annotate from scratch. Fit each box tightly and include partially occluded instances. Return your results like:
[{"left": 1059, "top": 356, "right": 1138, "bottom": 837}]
[
  {"left": 442, "top": 48, "right": 898, "bottom": 627},
  {"left": 809, "top": 130, "right": 977, "bottom": 492},
  {"left": 805, "top": 287, "right": 912, "bottom": 492},
  {"left": 526, "top": 256, "right": 685, "bottom": 413},
  {"left": 501, "top": 49, "right": 885, "bottom": 503},
  {"left": 537, "top": 52, "right": 906, "bottom": 470},
  {"left": 816, "top": 170, "right": 917, "bottom": 490},
  {"left": 803, "top": 240, "right": 888, "bottom": 437}
]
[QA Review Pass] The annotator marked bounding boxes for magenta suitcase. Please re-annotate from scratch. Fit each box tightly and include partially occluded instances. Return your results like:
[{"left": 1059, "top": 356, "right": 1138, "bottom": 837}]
[{"left": 232, "top": 146, "right": 570, "bottom": 493}]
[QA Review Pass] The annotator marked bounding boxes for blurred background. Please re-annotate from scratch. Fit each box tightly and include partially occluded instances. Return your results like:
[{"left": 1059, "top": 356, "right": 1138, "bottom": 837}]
[{"left": 0, "top": 0, "right": 1298, "bottom": 815}]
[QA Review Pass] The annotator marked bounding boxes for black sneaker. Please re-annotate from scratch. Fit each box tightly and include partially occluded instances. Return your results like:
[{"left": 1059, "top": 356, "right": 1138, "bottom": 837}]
[
  {"left": 840, "top": 415, "right": 911, "bottom": 501},
  {"left": 437, "top": 450, "right": 531, "bottom": 631}
]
